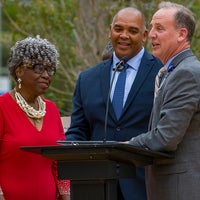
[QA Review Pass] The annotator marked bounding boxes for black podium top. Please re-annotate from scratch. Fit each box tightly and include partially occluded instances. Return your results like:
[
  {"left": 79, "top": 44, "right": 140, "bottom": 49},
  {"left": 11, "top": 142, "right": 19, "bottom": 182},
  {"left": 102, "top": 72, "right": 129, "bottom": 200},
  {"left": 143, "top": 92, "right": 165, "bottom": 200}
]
[{"left": 21, "top": 141, "right": 174, "bottom": 167}]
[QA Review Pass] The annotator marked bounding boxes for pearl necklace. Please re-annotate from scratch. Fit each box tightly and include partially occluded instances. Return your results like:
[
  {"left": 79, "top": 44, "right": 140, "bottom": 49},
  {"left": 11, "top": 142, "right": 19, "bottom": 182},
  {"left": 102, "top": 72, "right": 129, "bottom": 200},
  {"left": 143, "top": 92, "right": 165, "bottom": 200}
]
[{"left": 15, "top": 90, "right": 46, "bottom": 119}]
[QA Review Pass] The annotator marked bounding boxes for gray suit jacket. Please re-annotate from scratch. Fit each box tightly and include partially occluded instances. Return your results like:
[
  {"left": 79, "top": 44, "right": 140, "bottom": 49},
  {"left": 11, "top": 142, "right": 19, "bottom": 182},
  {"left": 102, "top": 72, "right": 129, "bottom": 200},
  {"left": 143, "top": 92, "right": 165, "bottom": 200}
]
[{"left": 129, "top": 49, "right": 200, "bottom": 200}]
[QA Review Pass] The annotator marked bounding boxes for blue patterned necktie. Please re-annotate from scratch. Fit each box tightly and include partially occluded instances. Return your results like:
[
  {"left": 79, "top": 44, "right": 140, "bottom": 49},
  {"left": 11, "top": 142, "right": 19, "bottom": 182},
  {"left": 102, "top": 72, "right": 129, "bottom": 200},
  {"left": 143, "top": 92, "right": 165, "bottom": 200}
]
[{"left": 112, "top": 64, "right": 128, "bottom": 119}]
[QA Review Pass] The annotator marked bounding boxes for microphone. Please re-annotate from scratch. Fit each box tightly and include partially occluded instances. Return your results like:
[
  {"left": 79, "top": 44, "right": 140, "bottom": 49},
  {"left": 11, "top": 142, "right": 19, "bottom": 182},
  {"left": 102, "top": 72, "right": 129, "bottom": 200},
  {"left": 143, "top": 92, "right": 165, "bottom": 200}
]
[
  {"left": 103, "top": 56, "right": 129, "bottom": 142},
  {"left": 113, "top": 56, "right": 129, "bottom": 72}
]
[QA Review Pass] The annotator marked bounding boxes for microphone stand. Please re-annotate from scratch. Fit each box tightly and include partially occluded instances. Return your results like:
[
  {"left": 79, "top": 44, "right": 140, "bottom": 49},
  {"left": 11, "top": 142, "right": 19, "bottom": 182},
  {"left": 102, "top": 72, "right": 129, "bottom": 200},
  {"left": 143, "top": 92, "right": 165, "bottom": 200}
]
[{"left": 103, "top": 57, "right": 128, "bottom": 142}]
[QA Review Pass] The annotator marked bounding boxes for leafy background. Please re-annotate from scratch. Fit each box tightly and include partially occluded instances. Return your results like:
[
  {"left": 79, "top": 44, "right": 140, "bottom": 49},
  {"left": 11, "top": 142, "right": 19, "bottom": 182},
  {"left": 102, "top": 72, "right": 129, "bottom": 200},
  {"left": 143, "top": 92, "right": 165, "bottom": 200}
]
[{"left": 1, "top": 0, "right": 200, "bottom": 116}]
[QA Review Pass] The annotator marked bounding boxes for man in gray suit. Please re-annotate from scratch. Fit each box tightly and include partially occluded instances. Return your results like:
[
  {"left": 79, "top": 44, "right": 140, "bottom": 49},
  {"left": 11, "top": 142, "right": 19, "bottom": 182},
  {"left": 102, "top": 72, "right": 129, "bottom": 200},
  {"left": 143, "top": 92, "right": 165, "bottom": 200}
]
[{"left": 126, "top": 1, "right": 200, "bottom": 200}]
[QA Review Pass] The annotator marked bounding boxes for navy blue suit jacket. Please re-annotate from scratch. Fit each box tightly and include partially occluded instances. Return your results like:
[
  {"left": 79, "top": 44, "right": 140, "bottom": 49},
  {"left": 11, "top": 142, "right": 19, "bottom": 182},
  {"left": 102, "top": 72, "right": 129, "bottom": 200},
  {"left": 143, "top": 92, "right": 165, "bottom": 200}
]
[{"left": 66, "top": 50, "right": 162, "bottom": 200}]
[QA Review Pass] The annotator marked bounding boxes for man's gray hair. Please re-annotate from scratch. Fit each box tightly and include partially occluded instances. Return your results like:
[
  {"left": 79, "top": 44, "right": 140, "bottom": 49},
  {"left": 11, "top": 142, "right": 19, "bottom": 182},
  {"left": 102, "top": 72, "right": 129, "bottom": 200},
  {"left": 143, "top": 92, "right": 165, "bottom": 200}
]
[{"left": 158, "top": 1, "right": 195, "bottom": 43}]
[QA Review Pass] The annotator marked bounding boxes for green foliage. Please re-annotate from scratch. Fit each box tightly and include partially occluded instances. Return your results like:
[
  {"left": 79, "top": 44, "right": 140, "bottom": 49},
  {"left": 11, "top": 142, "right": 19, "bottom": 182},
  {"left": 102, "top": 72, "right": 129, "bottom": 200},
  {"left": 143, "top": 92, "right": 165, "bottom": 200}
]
[{"left": 2, "top": 0, "right": 200, "bottom": 116}]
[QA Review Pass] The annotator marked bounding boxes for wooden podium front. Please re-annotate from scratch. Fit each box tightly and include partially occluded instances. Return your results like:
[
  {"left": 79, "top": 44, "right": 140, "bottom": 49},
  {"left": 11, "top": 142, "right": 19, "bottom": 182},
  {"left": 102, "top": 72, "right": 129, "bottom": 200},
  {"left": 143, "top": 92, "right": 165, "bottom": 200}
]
[{"left": 21, "top": 141, "right": 173, "bottom": 200}]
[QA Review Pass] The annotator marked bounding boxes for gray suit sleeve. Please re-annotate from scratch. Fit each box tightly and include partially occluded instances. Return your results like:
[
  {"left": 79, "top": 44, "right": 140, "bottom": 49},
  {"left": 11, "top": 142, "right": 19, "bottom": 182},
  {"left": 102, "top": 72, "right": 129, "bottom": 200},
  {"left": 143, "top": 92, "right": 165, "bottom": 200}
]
[{"left": 129, "top": 64, "right": 200, "bottom": 152}]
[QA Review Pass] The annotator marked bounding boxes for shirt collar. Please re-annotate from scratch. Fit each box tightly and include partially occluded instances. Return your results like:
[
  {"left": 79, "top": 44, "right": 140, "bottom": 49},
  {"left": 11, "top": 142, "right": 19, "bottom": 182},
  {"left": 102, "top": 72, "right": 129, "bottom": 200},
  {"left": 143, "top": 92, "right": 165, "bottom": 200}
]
[
  {"left": 164, "top": 48, "right": 190, "bottom": 70},
  {"left": 112, "top": 47, "right": 145, "bottom": 71}
]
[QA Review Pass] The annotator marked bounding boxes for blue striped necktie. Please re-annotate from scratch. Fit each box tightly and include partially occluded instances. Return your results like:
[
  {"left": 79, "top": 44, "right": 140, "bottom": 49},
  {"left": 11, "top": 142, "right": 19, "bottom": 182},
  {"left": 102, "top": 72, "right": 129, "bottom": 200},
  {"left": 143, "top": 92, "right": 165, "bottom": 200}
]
[{"left": 112, "top": 64, "right": 128, "bottom": 119}]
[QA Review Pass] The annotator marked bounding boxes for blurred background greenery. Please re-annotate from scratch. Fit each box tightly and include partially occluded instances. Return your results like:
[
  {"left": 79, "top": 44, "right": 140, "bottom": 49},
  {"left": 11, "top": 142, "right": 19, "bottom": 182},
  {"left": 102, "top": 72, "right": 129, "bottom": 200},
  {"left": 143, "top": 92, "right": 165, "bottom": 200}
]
[{"left": 1, "top": 0, "right": 200, "bottom": 116}]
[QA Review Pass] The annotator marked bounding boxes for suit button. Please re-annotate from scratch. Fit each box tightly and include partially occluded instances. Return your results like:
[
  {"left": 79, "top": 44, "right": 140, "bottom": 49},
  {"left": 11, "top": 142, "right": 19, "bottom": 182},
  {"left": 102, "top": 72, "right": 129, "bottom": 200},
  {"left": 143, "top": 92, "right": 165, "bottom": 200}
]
[{"left": 116, "top": 127, "right": 121, "bottom": 131}]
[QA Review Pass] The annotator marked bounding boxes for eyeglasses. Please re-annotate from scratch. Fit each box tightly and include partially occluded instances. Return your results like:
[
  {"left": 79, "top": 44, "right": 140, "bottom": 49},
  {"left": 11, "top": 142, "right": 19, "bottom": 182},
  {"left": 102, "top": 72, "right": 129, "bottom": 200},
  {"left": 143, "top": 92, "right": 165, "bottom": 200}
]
[{"left": 27, "top": 64, "right": 56, "bottom": 76}]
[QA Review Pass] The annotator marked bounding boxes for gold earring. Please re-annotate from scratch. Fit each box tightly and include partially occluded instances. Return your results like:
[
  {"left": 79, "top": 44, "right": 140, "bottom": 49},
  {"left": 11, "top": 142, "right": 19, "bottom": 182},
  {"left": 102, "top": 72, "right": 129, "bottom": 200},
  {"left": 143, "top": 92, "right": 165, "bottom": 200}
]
[{"left": 18, "top": 78, "right": 22, "bottom": 89}]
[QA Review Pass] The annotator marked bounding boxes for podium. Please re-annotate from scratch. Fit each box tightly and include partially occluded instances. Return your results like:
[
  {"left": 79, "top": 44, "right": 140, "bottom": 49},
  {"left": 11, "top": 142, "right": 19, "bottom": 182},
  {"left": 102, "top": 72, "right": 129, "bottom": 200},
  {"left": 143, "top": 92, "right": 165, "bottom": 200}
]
[{"left": 21, "top": 141, "right": 173, "bottom": 200}]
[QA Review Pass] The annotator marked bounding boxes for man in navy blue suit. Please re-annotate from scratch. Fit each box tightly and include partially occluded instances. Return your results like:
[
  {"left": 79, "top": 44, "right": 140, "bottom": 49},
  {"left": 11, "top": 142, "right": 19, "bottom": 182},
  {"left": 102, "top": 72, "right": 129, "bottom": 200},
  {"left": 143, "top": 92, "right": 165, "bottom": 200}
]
[{"left": 66, "top": 7, "right": 163, "bottom": 200}]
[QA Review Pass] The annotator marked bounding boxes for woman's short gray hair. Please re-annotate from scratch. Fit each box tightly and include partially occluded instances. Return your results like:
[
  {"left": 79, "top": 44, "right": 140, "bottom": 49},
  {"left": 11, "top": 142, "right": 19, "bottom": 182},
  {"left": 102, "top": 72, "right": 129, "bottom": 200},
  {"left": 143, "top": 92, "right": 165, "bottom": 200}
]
[{"left": 8, "top": 35, "right": 59, "bottom": 80}]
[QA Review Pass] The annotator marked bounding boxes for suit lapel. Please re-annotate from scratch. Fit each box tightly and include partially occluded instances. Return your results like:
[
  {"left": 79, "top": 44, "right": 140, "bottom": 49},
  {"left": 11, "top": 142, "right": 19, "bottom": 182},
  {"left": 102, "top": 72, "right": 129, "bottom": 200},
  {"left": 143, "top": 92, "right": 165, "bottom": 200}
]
[
  {"left": 158, "top": 49, "right": 194, "bottom": 91},
  {"left": 170, "top": 49, "right": 193, "bottom": 68},
  {"left": 123, "top": 52, "right": 154, "bottom": 113},
  {"left": 100, "top": 58, "right": 116, "bottom": 120}
]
